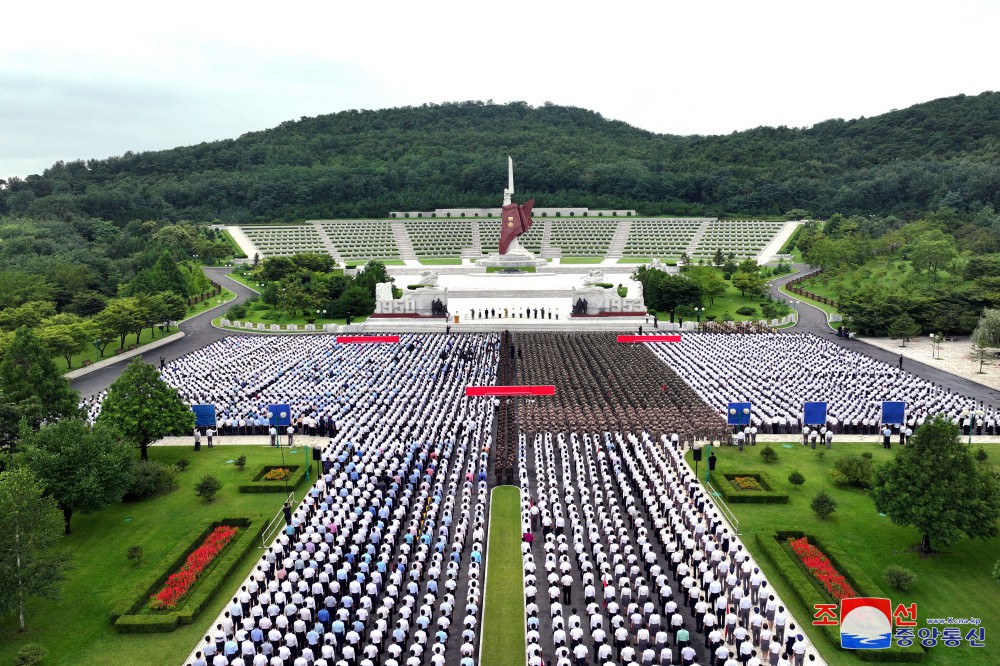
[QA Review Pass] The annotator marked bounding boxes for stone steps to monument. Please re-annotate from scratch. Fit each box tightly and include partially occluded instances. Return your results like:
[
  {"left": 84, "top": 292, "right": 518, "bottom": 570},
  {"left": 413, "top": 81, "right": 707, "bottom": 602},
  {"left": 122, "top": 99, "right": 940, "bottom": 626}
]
[
  {"left": 389, "top": 221, "right": 417, "bottom": 260},
  {"left": 311, "top": 222, "right": 346, "bottom": 266},
  {"left": 685, "top": 219, "right": 713, "bottom": 257},
  {"left": 606, "top": 219, "right": 633, "bottom": 258},
  {"left": 540, "top": 219, "right": 553, "bottom": 249},
  {"left": 448, "top": 289, "right": 576, "bottom": 298},
  {"left": 469, "top": 219, "right": 483, "bottom": 252}
]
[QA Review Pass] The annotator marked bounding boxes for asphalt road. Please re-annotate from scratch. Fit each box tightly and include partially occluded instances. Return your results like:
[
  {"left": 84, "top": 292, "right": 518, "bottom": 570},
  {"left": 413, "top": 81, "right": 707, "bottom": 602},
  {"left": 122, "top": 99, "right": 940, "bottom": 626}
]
[
  {"left": 70, "top": 267, "right": 258, "bottom": 398},
  {"left": 769, "top": 265, "right": 1000, "bottom": 407}
]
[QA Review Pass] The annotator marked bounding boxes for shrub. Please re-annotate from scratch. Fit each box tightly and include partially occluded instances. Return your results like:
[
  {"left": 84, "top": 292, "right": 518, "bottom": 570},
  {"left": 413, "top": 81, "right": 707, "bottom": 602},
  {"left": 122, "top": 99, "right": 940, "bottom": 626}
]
[
  {"left": 830, "top": 454, "right": 875, "bottom": 489},
  {"left": 235, "top": 455, "right": 247, "bottom": 472},
  {"left": 225, "top": 303, "right": 248, "bottom": 320},
  {"left": 815, "top": 450, "right": 826, "bottom": 463},
  {"left": 788, "top": 471, "right": 805, "bottom": 489},
  {"left": 736, "top": 306, "right": 757, "bottom": 316},
  {"left": 760, "top": 445, "right": 778, "bottom": 464},
  {"left": 976, "top": 447, "right": 989, "bottom": 463},
  {"left": 194, "top": 475, "right": 222, "bottom": 502},
  {"left": 811, "top": 489, "right": 837, "bottom": 519},
  {"left": 993, "top": 559, "right": 1000, "bottom": 585},
  {"left": 127, "top": 545, "right": 144, "bottom": 565},
  {"left": 125, "top": 460, "right": 177, "bottom": 500},
  {"left": 721, "top": 311, "right": 734, "bottom": 322},
  {"left": 861, "top": 451, "right": 873, "bottom": 459},
  {"left": 15, "top": 644, "right": 47, "bottom": 666},
  {"left": 884, "top": 565, "right": 917, "bottom": 591},
  {"left": 175, "top": 458, "right": 190, "bottom": 473}
]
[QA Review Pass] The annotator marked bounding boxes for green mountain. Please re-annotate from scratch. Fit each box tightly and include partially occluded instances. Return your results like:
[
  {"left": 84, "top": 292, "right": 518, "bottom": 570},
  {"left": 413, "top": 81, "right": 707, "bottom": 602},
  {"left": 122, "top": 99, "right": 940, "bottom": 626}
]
[{"left": 3, "top": 93, "right": 1000, "bottom": 222}]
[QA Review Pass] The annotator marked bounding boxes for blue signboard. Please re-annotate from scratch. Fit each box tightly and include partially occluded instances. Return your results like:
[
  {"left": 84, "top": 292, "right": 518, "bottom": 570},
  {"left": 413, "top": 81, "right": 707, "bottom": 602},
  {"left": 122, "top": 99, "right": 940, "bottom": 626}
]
[
  {"left": 268, "top": 404, "right": 292, "bottom": 427},
  {"left": 192, "top": 404, "right": 216, "bottom": 427},
  {"left": 803, "top": 401, "right": 828, "bottom": 426},
  {"left": 727, "top": 402, "right": 752, "bottom": 426},
  {"left": 881, "top": 401, "right": 906, "bottom": 425}
]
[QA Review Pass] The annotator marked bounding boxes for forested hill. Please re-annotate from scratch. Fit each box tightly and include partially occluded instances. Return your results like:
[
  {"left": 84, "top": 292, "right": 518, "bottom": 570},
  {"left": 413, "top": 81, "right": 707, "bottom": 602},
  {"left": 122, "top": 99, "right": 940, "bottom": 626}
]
[{"left": 3, "top": 93, "right": 1000, "bottom": 222}]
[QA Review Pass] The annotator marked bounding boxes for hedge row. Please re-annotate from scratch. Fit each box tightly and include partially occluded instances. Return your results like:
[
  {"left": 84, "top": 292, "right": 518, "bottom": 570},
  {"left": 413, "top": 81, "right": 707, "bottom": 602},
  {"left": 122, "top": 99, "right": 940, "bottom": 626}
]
[
  {"left": 708, "top": 470, "right": 788, "bottom": 504},
  {"left": 239, "top": 464, "right": 308, "bottom": 494},
  {"left": 111, "top": 516, "right": 267, "bottom": 633},
  {"left": 755, "top": 530, "right": 926, "bottom": 662}
]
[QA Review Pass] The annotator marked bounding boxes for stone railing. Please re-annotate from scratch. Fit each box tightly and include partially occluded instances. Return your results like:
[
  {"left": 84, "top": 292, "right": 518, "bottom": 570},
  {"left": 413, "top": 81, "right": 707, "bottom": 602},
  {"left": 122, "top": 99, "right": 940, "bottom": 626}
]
[{"left": 784, "top": 270, "right": 839, "bottom": 309}]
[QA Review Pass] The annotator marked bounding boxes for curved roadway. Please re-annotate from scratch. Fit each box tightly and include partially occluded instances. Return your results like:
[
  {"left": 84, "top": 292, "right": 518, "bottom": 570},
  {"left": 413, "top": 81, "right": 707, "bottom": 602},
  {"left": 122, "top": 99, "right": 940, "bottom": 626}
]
[
  {"left": 72, "top": 264, "right": 1000, "bottom": 407},
  {"left": 69, "top": 268, "right": 257, "bottom": 397},
  {"left": 769, "top": 264, "right": 1000, "bottom": 406}
]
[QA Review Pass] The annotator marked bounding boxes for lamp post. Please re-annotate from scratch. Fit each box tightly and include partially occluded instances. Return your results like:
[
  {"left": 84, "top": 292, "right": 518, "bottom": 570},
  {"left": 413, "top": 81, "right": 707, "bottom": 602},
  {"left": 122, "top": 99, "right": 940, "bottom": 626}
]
[
  {"left": 316, "top": 309, "right": 327, "bottom": 323},
  {"left": 929, "top": 333, "right": 943, "bottom": 359},
  {"left": 92, "top": 337, "right": 104, "bottom": 360},
  {"left": 695, "top": 307, "right": 704, "bottom": 331}
]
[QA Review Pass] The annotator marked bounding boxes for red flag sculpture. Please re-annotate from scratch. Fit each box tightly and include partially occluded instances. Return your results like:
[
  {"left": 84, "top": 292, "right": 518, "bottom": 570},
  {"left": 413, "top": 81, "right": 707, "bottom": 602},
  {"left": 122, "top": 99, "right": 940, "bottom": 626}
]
[{"left": 499, "top": 198, "right": 535, "bottom": 255}]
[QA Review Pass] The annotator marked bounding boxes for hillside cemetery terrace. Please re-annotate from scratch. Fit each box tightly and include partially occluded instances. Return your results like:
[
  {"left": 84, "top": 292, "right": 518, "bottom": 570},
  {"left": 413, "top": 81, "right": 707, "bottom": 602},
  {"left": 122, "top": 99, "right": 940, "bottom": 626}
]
[{"left": 232, "top": 218, "right": 799, "bottom": 264}]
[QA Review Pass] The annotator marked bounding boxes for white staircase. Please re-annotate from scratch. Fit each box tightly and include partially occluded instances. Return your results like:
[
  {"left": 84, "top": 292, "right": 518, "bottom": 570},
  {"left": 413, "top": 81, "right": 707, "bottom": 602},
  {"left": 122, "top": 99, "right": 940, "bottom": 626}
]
[
  {"left": 605, "top": 218, "right": 633, "bottom": 259},
  {"left": 312, "top": 223, "right": 346, "bottom": 267},
  {"left": 390, "top": 221, "right": 417, "bottom": 261}
]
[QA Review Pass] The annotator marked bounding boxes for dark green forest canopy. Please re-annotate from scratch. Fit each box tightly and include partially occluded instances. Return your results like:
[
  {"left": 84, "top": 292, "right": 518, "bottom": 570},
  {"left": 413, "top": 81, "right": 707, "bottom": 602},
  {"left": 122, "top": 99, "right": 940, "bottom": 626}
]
[{"left": 3, "top": 93, "right": 1000, "bottom": 222}]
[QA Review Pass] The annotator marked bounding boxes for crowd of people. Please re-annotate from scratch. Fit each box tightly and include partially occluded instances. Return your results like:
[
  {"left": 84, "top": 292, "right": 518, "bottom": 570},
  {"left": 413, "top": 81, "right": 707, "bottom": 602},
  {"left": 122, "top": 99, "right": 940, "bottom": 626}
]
[
  {"left": 183, "top": 333, "right": 500, "bottom": 666},
  {"left": 647, "top": 332, "right": 996, "bottom": 434},
  {"left": 519, "top": 429, "right": 818, "bottom": 666},
  {"left": 517, "top": 333, "right": 729, "bottom": 441}
]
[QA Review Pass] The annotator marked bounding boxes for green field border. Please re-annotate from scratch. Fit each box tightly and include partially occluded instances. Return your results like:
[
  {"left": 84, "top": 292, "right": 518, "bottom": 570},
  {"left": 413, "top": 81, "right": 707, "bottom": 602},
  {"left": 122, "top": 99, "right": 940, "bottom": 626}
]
[{"left": 480, "top": 486, "right": 526, "bottom": 666}]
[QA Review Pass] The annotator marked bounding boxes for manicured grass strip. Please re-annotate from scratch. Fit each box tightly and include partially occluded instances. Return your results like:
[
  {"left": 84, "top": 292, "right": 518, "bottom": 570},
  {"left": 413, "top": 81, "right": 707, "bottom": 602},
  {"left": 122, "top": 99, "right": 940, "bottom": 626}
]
[
  {"left": 417, "top": 257, "right": 462, "bottom": 265},
  {"left": 559, "top": 256, "right": 604, "bottom": 264},
  {"left": 481, "top": 486, "right": 526, "bottom": 666},
  {"left": 688, "top": 443, "right": 999, "bottom": 666},
  {"left": 0, "top": 446, "right": 309, "bottom": 666}
]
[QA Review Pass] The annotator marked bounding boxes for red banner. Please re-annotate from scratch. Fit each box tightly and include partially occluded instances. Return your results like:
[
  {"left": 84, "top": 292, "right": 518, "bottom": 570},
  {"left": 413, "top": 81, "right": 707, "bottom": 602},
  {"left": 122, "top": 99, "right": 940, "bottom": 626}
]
[
  {"left": 336, "top": 335, "right": 400, "bottom": 344},
  {"left": 466, "top": 385, "right": 556, "bottom": 396},
  {"left": 617, "top": 335, "right": 682, "bottom": 343}
]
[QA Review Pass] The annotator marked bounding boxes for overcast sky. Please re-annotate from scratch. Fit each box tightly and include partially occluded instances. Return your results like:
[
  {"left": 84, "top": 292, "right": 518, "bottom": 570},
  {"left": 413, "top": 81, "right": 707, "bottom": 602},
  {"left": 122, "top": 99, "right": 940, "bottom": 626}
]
[{"left": 2, "top": 0, "right": 997, "bottom": 178}]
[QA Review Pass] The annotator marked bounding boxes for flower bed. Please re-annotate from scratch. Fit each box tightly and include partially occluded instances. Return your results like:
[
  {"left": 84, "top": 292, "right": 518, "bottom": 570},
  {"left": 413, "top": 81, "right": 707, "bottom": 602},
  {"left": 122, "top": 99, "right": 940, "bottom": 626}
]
[
  {"left": 708, "top": 469, "right": 787, "bottom": 504},
  {"left": 240, "top": 465, "right": 306, "bottom": 493},
  {"left": 788, "top": 536, "right": 856, "bottom": 600},
  {"left": 151, "top": 525, "right": 238, "bottom": 609},
  {"left": 262, "top": 467, "right": 292, "bottom": 481},
  {"left": 731, "top": 475, "right": 764, "bottom": 491}
]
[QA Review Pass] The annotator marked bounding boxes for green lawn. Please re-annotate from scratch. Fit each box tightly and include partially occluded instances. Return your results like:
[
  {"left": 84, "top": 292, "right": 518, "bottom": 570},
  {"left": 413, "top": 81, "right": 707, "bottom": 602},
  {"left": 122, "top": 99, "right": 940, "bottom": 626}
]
[
  {"left": 688, "top": 442, "right": 1000, "bottom": 666},
  {"left": 780, "top": 283, "right": 840, "bottom": 316},
  {"left": 481, "top": 486, "right": 526, "bottom": 666},
  {"left": 618, "top": 256, "right": 679, "bottom": 264},
  {"left": 56, "top": 289, "right": 236, "bottom": 372},
  {"left": 559, "top": 256, "right": 605, "bottom": 264},
  {"left": 486, "top": 265, "right": 536, "bottom": 273},
  {"left": 654, "top": 283, "right": 784, "bottom": 323},
  {"left": 0, "top": 445, "right": 310, "bottom": 666},
  {"left": 417, "top": 257, "right": 462, "bottom": 265}
]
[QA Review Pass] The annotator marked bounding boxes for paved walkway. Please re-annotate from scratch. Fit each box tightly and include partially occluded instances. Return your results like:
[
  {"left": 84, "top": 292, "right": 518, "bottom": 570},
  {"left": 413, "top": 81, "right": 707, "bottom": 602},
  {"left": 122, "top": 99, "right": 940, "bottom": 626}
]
[
  {"left": 769, "top": 265, "right": 1000, "bottom": 407},
  {"left": 70, "top": 267, "right": 258, "bottom": 397}
]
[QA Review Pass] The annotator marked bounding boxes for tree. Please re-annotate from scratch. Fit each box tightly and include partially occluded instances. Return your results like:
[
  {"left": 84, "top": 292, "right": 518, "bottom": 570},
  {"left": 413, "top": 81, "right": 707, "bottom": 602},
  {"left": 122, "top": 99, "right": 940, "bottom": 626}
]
[
  {"left": 126, "top": 545, "right": 144, "bottom": 566},
  {"left": 971, "top": 308, "right": 1000, "bottom": 349},
  {"left": 38, "top": 322, "right": 91, "bottom": 368},
  {"left": 731, "top": 271, "right": 765, "bottom": 298},
  {"left": 687, "top": 267, "right": 727, "bottom": 307},
  {"left": 0, "top": 327, "right": 80, "bottom": 429},
  {"left": 811, "top": 489, "right": 837, "bottom": 519},
  {"left": 98, "top": 359, "right": 194, "bottom": 461},
  {"left": 95, "top": 297, "right": 146, "bottom": 349},
  {"left": 333, "top": 286, "right": 375, "bottom": 320},
  {"left": 194, "top": 475, "right": 222, "bottom": 502},
  {"left": 887, "top": 314, "right": 921, "bottom": 345},
  {"left": 0, "top": 467, "right": 73, "bottom": 631},
  {"left": 872, "top": 415, "right": 1000, "bottom": 553},
  {"left": 788, "top": 471, "right": 805, "bottom": 489},
  {"left": 16, "top": 420, "right": 135, "bottom": 534}
]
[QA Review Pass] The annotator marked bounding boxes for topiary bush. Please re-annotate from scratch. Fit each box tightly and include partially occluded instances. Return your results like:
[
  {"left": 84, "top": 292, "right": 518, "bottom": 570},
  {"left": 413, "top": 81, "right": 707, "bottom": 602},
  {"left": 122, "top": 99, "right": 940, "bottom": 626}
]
[
  {"left": 195, "top": 475, "right": 222, "bottom": 502},
  {"left": 884, "top": 565, "right": 917, "bottom": 591},
  {"left": 811, "top": 489, "right": 837, "bottom": 519},
  {"left": 830, "top": 454, "right": 875, "bottom": 489},
  {"left": 788, "top": 471, "right": 805, "bottom": 489},
  {"left": 760, "top": 445, "right": 778, "bottom": 464},
  {"left": 15, "top": 644, "right": 47, "bottom": 666},
  {"left": 126, "top": 545, "right": 143, "bottom": 566},
  {"left": 175, "top": 458, "right": 190, "bottom": 473},
  {"left": 235, "top": 455, "right": 247, "bottom": 472},
  {"left": 125, "top": 460, "right": 177, "bottom": 501},
  {"left": 976, "top": 447, "right": 989, "bottom": 464},
  {"left": 736, "top": 306, "right": 757, "bottom": 316}
]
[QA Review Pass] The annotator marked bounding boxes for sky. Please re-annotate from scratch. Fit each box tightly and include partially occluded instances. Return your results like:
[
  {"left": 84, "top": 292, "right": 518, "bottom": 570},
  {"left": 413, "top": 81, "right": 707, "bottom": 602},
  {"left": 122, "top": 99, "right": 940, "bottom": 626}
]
[{"left": 2, "top": 0, "right": 998, "bottom": 179}]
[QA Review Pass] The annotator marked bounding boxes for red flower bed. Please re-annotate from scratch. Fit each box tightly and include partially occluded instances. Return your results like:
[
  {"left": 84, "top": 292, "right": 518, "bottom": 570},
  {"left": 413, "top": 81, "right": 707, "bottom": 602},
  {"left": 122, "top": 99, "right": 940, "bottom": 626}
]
[
  {"left": 788, "top": 536, "right": 856, "bottom": 601},
  {"left": 151, "top": 525, "right": 238, "bottom": 609}
]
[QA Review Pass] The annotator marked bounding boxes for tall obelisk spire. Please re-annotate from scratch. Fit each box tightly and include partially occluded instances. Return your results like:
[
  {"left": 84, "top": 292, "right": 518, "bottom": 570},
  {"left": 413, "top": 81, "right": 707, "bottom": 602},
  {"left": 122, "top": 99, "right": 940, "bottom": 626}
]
[{"left": 503, "top": 155, "right": 513, "bottom": 206}]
